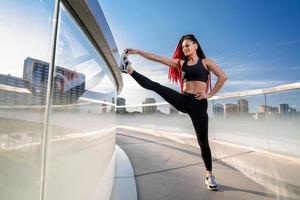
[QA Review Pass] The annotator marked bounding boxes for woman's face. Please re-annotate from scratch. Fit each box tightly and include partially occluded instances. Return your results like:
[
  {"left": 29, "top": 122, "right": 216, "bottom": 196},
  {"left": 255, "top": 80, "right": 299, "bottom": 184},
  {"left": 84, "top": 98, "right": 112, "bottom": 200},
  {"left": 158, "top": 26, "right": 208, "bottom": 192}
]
[{"left": 182, "top": 39, "right": 198, "bottom": 56}]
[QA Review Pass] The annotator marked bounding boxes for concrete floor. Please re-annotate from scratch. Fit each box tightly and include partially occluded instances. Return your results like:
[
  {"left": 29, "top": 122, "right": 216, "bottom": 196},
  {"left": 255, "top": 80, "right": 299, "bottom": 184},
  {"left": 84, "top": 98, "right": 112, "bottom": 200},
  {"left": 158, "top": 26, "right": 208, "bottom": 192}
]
[{"left": 116, "top": 129, "right": 282, "bottom": 200}]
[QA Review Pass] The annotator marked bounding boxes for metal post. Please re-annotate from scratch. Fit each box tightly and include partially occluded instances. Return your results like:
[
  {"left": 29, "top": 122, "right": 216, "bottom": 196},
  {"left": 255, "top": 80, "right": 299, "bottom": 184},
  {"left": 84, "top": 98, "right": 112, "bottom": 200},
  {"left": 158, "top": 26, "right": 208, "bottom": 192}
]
[
  {"left": 212, "top": 100, "right": 216, "bottom": 140},
  {"left": 264, "top": 93, "right": 270, "bottom": 151},
  {"left": 39, "top": 0, "right": 60, "bottom": 200}
]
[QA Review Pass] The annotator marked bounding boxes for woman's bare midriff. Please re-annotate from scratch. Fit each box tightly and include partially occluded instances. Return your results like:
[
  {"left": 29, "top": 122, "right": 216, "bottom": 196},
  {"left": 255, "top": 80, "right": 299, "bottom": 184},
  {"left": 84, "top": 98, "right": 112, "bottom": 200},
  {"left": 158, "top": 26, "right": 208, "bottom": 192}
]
[{"left": 183, "top": 80, "right": 207, "bottom": 94}]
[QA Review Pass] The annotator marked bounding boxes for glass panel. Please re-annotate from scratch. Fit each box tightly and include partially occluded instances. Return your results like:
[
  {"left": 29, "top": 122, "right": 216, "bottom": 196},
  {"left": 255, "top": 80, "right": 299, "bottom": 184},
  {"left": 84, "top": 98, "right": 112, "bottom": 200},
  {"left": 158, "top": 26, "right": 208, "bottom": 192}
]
[
  {"left": 116, "top": 102, "right": 140, "bottom": 128},
  {"left": 0, "top": 1, "right": 54, "bottom": 199},
  {"left": 178, "top": 113, "right": 194, "bottom": 135},
  {"left": 155, "top": 104, "right": 181, "bottom": 133},
  {"left": 43, "top": 4, "right": 117, "bottom": 200},
  {"left": 117, "top": 89, "right": 300, "bottom": 160},
  {"left": 266, "top": 89, "right": 300, "bottom": 158},
  {"left": 207, "top": 100, "right": 214, "bottom": 139},
  {"left": 135, "top": 103, "right": 156, "bottom": 130},
  {"left": 210, "top": 95, "right": 269, "bottom": 150}
]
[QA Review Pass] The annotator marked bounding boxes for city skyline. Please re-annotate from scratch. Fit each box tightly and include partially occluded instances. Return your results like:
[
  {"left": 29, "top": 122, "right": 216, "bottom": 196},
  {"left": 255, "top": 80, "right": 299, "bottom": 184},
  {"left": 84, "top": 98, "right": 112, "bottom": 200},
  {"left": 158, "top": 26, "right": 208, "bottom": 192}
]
[{"left": 117, "top": 96, "right": 299, "bottom": 116}]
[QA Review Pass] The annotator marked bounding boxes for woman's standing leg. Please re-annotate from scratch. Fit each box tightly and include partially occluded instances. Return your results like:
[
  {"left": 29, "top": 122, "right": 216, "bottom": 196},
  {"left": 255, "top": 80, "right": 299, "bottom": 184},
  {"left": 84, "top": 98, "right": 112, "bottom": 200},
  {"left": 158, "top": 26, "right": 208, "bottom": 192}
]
[
  {"left": 187, "top": 98, "right": 218, "bottom": 190},
  {"left": 129, "top": 69, "right": 188, "bottom": 114},
  {"left": 189, "top": 106, "right": 212, "bottom": 171},
  {"left": 187, "top": 98, "right": 212, "bottom": 171}
]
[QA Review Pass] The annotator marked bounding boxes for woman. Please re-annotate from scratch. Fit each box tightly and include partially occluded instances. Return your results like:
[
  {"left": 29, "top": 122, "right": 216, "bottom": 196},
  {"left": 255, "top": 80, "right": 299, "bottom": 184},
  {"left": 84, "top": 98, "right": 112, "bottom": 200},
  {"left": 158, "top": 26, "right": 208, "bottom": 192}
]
[{"left": 120, "top": 34, "right": 227, "bottom": 191}]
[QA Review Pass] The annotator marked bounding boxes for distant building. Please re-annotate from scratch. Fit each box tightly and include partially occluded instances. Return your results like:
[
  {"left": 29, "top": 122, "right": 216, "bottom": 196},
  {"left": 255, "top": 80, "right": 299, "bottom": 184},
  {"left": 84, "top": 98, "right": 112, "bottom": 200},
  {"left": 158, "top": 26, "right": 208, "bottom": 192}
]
[
  {"left": 279, "top": 104, "right": 289, "bottom": 115},
  {"left": 257, "top": 105, "right": 279, "bottom": 119},
  {"left": 213, "top": 103, "right": 224, "bottom": 117},
  {"left": 142, "top": 98, "right": 157, "bottom": 113},
  {"left": 117, "top": 97, "right": 125, "bottom": 106},
  {"left": 225, "top": 103, "right": 238, "bottom": 117},
  {"left": 290, "top": 108, "right": 296, "bottom": 116},
  {"left": 116, "top": 97, "right": 127, "bottom": 114},
  {"left": 0, "top": 74, "right": 32, "bottom": 105},
  {"left": 223, "top": 100, "right": 249, "bottom": 117},
  {"left": 23, "top": 57, "right": 86, "bottom": 105},
  {"left": 271, "top": 107, "right": 279, "bottom": 113},
  {"left": 237, "top": 99, "right": 249, "bottom": 115},
  {"left": 258, "top": 105, "right": 274, "bottom": 113}
]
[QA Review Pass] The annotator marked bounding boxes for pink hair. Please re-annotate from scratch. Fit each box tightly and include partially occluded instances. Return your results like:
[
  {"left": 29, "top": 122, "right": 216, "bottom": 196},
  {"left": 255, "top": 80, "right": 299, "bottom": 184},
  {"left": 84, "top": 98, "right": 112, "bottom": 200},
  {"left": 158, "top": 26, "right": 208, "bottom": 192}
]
[{"left": 168, "top": 41, "right": 185, "bottom": 93}]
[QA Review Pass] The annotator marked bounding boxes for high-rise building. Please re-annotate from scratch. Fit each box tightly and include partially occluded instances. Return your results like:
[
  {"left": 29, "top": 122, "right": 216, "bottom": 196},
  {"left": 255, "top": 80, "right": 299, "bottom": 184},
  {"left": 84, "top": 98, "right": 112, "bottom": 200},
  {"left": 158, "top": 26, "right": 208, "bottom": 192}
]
[
  {"left": 279, "top": 104, "right": 289, "bottom": 114},
  {"left": 117, "top": 97, "right": 125, "bottom": 106},
  {"left": 213, "top": 103, "right": 224, "bottom": 117},
  {"left": 23, "top": 57, "right": 86, "bottom": 105},
  {"left": 0, "top": 74, "right": 31, "bottom": 105},
  {"left": 142, "top": 98, "right": 157, "bottom": 113},
  {"left": 116, "top": 97, "right": 126, "bottom": 113},
  {"left": 225, "top": 103, "right": 238, "bottom": 116},
  {"left": 237, "top": 99, "right": 249, "bottom": 115}
]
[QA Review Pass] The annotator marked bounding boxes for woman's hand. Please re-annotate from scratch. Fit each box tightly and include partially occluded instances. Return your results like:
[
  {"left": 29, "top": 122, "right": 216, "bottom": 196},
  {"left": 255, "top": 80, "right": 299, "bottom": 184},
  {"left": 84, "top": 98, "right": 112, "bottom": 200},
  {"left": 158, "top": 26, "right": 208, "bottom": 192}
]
[
  {"left": 124, "top": 48, "right": 140, "bottom": 55},
  {"left": 194, "top": 91, "right": 211, "bottom": 100}
]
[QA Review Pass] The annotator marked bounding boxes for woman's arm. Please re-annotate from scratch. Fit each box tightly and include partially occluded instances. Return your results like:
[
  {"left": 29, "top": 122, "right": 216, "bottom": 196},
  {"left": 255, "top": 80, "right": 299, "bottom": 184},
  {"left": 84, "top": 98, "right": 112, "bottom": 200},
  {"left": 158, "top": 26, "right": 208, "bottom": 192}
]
[
  {"left": 195, "top": 58, "right": 227, "bottom": 100},
  {"left": 206, "top": 58, "right": 227, "bottom": 97},
  {"left": 125, "top": 48, "right": 180, "bottom": 70}
]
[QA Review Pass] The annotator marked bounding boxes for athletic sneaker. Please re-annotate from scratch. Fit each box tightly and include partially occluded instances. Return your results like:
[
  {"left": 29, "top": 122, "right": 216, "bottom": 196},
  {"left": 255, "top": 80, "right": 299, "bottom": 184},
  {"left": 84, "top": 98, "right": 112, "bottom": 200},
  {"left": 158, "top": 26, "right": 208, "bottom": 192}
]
[
  {"left": 119, "top": 50, "right": 131, "bottom": 73},
  {"left": 205, "top": 175, "right": 219, "bottom": 191}
]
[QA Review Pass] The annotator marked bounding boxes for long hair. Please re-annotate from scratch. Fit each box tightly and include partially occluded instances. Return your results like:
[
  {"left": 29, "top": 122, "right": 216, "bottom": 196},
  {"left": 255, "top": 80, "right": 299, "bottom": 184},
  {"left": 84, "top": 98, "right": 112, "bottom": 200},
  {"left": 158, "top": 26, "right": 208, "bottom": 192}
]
[{"left": 168, "top": 34, "right": 211, "bottom": 93}]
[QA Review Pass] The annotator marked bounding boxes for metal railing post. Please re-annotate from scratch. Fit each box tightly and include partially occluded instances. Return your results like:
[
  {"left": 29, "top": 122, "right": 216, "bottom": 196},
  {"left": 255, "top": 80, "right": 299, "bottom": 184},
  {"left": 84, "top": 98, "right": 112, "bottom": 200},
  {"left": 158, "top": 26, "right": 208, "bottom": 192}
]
[{"left": 39, "top": 0, "right": 60, "bottom": 199}]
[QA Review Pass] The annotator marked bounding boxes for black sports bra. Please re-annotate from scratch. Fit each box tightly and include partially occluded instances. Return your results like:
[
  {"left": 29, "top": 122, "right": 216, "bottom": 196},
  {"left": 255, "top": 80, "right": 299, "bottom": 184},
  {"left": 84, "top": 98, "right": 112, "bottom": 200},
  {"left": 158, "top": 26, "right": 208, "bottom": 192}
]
[{"left": 182, "top": 59, "right": 209, "bottom": 83}]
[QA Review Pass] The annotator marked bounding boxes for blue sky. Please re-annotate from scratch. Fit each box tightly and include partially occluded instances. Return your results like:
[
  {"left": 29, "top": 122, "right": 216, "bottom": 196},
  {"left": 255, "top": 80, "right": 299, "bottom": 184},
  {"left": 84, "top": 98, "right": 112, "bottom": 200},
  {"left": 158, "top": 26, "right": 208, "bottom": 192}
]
[
  {"left": 0, "top": 0, "right": 299, "bottom": 109},
  {"left": 99, "top": 0, "right": 300, "bottom": 106}
]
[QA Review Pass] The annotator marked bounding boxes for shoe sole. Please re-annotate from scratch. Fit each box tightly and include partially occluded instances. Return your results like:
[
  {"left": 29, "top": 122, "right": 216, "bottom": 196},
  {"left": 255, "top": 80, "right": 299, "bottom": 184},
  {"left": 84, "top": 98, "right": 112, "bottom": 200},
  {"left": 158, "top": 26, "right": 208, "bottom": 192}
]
[
  {"left": 120, "top": 51, "right": 131, "bottom": 74},
  {"left": 205, "top": 180, "right": 219, "bottom": 191}
]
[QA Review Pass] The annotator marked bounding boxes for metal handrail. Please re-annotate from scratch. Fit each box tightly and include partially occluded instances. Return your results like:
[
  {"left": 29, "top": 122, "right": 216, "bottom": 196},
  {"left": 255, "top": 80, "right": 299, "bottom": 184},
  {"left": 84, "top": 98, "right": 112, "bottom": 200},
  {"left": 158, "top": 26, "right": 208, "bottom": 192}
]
[
  {"left": 210, "top": 81, "right": 300, "bottom": 100},
  {"left": 61, "top": 0, "right": 123, "bottom": 94}
]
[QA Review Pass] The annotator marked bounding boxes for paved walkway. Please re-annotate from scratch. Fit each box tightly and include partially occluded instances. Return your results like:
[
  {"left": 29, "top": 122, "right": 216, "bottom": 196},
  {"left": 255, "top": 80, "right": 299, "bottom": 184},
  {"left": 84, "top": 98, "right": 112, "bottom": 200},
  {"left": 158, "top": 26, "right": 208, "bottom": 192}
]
[{"left": 116, "top": 129, "right": 279, "bottom": 200}]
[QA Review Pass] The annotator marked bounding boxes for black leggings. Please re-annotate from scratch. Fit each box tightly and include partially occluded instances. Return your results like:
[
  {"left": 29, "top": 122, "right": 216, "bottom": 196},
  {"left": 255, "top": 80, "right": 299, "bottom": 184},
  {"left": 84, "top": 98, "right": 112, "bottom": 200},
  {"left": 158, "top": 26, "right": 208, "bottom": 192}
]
[{"left": 131, "top": 70, "right": 212, "bottom": 171}]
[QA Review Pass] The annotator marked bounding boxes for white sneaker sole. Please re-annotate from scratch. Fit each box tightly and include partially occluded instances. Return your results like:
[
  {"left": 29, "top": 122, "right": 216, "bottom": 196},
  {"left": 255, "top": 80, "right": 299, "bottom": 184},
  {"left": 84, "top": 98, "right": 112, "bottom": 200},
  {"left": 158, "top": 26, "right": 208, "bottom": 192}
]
[
  {"left": 205, "top": 179, "right": 219, "bottom": 191},
  {"left": 120, "top": 51, "right": 131, "bottom": 73}
]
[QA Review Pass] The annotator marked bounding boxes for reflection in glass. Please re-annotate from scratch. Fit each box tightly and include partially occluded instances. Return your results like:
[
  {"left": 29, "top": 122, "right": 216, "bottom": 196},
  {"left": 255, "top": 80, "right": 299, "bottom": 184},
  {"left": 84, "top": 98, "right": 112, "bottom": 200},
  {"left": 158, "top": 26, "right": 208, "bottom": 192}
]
[
  {"left": 0, "top": 1, "right": 54, "bottom": 200},
  {"left": 43, "top": 4, "right": 117, "bottom": 200}
]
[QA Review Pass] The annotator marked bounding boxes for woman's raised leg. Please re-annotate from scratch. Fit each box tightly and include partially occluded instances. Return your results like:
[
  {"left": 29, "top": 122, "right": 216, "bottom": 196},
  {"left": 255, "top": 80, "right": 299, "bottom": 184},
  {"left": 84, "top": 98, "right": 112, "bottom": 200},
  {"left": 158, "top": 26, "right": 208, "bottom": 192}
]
[{"left": 130, "top": 69, "right": 187, "bottom": 113}]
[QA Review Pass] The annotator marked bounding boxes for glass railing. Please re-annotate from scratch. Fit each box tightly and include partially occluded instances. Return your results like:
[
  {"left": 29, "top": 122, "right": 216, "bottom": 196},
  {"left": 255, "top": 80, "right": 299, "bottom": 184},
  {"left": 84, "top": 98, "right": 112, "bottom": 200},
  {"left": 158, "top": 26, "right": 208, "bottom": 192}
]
[
  {"left": 0, "top": 1, "right": 121, "bottom": 200},
  {"left": 42, "top": 3, "right": 117, "bottom": 200},
  {"left": 117, "top": 82, "right": 300, "bottom": 159},
  {"left": 0, "top": 1, "right": 55, "bottom": 200}
]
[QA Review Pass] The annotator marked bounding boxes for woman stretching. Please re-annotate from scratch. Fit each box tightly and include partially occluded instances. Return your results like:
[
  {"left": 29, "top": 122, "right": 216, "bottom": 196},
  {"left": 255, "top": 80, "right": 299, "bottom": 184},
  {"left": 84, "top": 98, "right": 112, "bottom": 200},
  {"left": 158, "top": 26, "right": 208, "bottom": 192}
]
[{"left": 119, "top": 34, "right": 227, "bottom": 191}]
